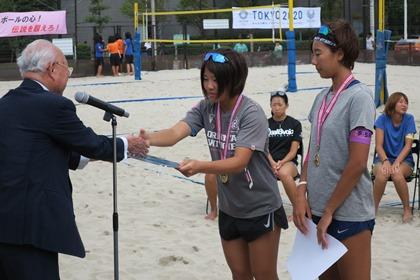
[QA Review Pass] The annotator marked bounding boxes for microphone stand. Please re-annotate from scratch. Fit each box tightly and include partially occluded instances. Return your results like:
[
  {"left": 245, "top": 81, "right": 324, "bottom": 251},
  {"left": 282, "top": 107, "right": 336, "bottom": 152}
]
[{"left": 103, "top": 111, "right": 119, "bottom": 280}]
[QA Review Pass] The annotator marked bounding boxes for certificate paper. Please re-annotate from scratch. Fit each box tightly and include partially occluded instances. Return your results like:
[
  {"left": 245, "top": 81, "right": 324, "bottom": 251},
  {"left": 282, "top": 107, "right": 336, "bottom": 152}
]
[
  {"left": 138, "top": 155, "right": 179, "bottom": 168},
  {"left": 287, "top": 218, "right": 348, "bottom": 280}
]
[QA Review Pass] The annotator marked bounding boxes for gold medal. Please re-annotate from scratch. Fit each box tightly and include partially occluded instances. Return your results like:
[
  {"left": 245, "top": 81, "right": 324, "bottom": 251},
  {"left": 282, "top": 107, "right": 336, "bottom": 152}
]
[
  {"left": 220, "top": 174, "right": 229, "bottom": 184},
  {"left": 314, "top": 153, "right": 320, "bottom": 167}
]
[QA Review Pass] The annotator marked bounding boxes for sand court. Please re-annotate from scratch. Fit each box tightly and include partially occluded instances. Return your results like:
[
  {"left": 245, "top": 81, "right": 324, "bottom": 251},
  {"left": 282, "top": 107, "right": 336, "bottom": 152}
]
[{"left": 1, "top": 62, "right": 419, "bottom": 279}]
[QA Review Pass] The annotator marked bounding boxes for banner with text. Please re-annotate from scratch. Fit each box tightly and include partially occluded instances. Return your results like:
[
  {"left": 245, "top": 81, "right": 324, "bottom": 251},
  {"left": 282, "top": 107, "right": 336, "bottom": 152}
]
[
  {"left": 232, "top": 7, "right": 321, "bottom": 29},
  {"left": 0, "top": 10, "right": 67, "bottom": 38}
]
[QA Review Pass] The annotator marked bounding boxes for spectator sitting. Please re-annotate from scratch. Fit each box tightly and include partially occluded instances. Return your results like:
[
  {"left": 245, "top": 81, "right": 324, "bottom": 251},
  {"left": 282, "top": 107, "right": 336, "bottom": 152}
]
[
  {"left": 366, "top": 32, "right": 374, "bottom": 51},
  {"left": 144, "top": 42, "right": 152, "bottom": 56},
  {"left": 233, "top": 35, "right": 249, "bottom": 54},
  {"left": 273, "top": 42, "right": 283, "bottom": 59},
  {"left": 233, "top": 42, "right": 248, "bottom": 53},
  {"left": 373, "top": 91, "right": 417, "bottom": 223},
  {"left": 267, "top": 89, "right": 302, "bottom": 206}
]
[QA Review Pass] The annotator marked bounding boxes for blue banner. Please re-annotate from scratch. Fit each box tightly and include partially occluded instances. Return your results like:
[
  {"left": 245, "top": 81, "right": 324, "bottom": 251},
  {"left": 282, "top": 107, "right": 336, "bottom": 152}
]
[{"left": 374, "top": 30, "right": 391, "bottom": 107}]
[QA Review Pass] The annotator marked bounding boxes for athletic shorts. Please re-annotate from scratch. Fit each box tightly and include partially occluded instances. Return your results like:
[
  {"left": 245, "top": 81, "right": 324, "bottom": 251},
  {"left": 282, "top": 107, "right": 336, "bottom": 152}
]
[
  {"left": 219, "top": 206, "right": 288, "bottom": 243},
  {"left": 95, "top": 57, "right": 104, "bottom": 66},
  {"left": 110, "top": 53, "right": 120, "bottom": 66},
  {"left": 125, "top": 55, "right": 134, "bottom": 64},
  {"left": 312, "top": 215, "right": 375, "bottom": 241}
]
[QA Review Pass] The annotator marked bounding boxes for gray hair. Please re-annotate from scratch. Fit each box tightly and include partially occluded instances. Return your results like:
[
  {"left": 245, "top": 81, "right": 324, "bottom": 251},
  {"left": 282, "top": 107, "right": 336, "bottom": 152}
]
[{"left": 17, "top": 39, "right": 58, "bottom": 76}]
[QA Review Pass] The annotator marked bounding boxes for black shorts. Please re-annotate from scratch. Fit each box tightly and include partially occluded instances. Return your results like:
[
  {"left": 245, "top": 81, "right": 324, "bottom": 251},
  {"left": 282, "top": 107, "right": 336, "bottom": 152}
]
[
  {"left": 125, "top": 55, "right": 134, "bottom": 64},
  {"left": 219, "top": 206, "right": 288, "bottom": 243},
  {"left": 95, "top": 57, "right": 104, "bottom": 66},
  {"left": 110, "top": 54, "right": 120, "bottom": 66}
]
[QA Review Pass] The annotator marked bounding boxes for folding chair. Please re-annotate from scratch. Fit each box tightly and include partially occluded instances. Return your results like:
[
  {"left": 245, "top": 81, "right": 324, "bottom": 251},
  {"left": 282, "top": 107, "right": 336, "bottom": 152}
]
[
  {"left": 371, "top": 135, "right": 420, "bottom": 212},
  {"left": 293, "top": 141, "right": 304, "bottom": 181},
  {"left": 410, "top": 136, "right": 420, "bottom": 210}
]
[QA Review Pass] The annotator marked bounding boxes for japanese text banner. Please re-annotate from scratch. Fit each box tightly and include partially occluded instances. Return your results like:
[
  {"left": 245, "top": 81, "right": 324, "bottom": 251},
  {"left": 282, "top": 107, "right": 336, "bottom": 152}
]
[{"left": 0, "top": 11, "right": 67, "bottom": 38}]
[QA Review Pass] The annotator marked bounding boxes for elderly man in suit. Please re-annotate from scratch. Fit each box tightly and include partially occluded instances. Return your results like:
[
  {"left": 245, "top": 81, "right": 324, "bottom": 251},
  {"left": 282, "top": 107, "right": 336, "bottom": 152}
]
[{"left": 0, "top": 39, "right": 148, "bottom": 280}]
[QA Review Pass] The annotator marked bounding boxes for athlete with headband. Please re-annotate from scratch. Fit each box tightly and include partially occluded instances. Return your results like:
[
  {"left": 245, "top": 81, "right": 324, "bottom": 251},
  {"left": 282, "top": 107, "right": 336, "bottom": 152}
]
[
  {"left": 293, "top": 20, "right": 376, "bottom": 279},
  {"left": 140, "top": 49, "right": 287, "bottom": 279}
]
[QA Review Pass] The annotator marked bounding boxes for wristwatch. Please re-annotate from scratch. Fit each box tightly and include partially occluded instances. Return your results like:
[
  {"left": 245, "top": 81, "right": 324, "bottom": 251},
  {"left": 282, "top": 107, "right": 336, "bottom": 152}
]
[{"left": 381, "top": 158, "right": 389, "bottom": 164}]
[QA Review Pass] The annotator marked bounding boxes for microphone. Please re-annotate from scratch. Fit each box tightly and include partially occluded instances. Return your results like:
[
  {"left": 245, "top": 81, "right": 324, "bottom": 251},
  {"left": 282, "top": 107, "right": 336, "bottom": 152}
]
[{"left": 75, "top": 92, "right": 129, "bottom": 118}]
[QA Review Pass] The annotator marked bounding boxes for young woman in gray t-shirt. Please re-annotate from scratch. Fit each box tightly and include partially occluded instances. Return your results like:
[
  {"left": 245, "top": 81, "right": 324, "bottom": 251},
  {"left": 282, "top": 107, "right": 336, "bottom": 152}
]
[
  {"left": 140, "top": 49, "right": 288, "bottom": 279},
  {"left": 293, "top": 20, "right": 376, "bottom": 280}
]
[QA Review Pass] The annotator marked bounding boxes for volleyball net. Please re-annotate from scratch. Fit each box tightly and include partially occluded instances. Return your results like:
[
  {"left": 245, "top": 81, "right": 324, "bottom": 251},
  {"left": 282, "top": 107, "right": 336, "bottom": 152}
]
[
  {"left": 132, "top": 2, "right": 306, "bottom": 92},
  {"left": 138, "top": 4, "right": 287, "bottom": 45}
]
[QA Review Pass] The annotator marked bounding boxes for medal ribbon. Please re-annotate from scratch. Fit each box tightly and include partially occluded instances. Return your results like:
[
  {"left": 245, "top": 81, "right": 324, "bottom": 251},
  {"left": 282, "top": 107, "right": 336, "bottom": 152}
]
[
  {"left": 315, "top": 74, "right": 354, "bottom": 148},
  {"left": 216, "top": 94, "right": 243, "bottom": 160}
]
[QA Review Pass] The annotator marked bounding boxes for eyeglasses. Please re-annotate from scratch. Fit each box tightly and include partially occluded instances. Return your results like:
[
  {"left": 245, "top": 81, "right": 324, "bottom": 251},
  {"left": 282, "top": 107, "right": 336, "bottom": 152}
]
[
  {"left": 271, "top": 90, "right": 286, "bottom": 97},
  {"left": 55, "top": 62, "right": 73, "bottom": 76},
  {"left": 204, "top": 52, "right": 229, "bottom": 63}
]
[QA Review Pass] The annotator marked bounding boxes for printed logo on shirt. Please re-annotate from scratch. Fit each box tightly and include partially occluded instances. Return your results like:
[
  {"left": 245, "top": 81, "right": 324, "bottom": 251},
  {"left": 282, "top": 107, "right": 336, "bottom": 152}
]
[
  {"left": 209, "top": 113, "right": 216, "bottom": 129},
  {"left": 206, "top": 130, "right": 236, "bottom": 151},
  {"left": 231, "top": 118, "right": 239, "bottom": 130},
  {"left": 209, "top": 113, "right": 215, "bottom": 124},
  {"left": 269, "top": 128, "right": 294, "bottom": 137}
]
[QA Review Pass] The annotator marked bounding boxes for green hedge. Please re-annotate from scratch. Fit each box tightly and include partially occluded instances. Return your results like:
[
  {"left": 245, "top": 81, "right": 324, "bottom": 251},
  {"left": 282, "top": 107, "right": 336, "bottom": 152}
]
[{"left": 76, "top": 43, "right": 91, "bottom": 59}]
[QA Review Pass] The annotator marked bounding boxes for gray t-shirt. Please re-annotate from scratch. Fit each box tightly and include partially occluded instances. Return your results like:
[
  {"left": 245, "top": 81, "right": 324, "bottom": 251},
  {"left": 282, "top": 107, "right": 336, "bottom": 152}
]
[
  {"left": 307, "top": 82, "right": 376, "bottom": 222},
  {"left": 183, "top": 95, "right": 282, "bottom": 218}
]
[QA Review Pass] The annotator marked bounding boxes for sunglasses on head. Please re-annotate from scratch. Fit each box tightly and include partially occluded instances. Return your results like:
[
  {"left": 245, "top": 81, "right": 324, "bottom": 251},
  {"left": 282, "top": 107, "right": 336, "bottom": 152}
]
[
  {"left": 271, "top": 90, "right": 286, "bottom": 97},
  {"left": 204, "top": 52, "right": 229, "bottom": 63}
]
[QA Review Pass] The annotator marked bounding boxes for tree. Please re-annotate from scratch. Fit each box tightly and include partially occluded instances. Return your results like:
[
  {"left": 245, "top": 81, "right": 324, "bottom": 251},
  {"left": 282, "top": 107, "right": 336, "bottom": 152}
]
[
  {"left": 120, "top": 0, "right": 165, "bottom": 41},
  {"left": 386, "top": 0, "right": 420, "bottom": 36},
  {"left": 176, "top": 0, "right": 211, "bottom": 37},
  {"left": 319, "top": 0, "right": 343, "bottom": 23},
  {"left": 0, "top": 0, "right": 57, "bottom": 11},
  {"left": 120, "top": 0, "right": 164, "bottom": 22},
  {"left": 121, "top": 0, "right": 147, "bottom": 19},
  {"left": 407, "top": 0, "right": 420, "bottom": 35},
  {"left": 85, "top": 0, "right": 111, "bottom": 33}
]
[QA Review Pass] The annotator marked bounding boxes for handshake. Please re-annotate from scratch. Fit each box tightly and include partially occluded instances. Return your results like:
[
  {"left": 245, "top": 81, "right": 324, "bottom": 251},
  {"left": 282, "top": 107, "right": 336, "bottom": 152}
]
[
  {"left": 124, "top": 129, "right": 199, "bottom": 178},
  {"left": 126, "top": 129, "right": 150, "bottom": 159}
]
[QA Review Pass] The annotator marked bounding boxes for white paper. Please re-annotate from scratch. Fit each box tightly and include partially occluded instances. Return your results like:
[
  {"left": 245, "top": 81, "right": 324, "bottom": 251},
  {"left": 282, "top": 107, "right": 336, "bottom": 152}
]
[{"left": 287, "top": 218, "right": 348, "bottom": 280}]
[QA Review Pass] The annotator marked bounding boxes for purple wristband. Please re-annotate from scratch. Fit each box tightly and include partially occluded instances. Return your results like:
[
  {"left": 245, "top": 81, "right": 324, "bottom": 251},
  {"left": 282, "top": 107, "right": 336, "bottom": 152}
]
[{"left": 349, "top": 127, "right": 372, "bottom": 145}]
